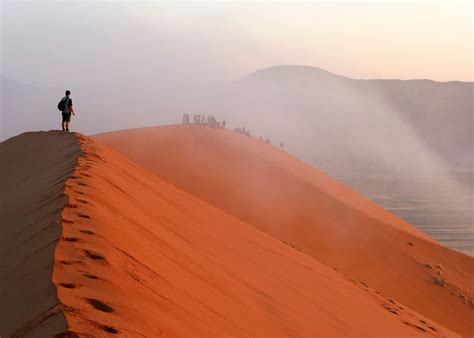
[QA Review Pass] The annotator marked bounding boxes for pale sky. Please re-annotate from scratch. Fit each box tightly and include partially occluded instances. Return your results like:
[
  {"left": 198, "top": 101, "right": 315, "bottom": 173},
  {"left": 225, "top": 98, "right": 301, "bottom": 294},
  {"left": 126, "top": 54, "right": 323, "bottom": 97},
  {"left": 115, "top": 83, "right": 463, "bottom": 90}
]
[{"left": 1, "top": 1, "right": 472, "bottom": 86}]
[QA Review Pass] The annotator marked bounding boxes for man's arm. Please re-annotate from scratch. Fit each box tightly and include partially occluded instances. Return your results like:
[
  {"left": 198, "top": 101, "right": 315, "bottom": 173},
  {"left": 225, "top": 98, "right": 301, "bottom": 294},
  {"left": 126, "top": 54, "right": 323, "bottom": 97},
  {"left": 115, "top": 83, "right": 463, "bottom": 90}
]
[{"left": 69, "top": 99, "right": 75, "bottom": 115}]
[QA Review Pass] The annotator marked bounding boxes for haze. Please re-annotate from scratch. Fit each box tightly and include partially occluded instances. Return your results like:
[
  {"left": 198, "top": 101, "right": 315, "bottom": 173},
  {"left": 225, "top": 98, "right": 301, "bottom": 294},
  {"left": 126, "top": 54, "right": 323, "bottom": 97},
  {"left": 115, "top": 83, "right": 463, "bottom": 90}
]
[
  {"left": 1, "top": 1, "right": 472, "bottom": 254},
  {"left": 1, "top": 1, "right": 472, "bottom": 87}
]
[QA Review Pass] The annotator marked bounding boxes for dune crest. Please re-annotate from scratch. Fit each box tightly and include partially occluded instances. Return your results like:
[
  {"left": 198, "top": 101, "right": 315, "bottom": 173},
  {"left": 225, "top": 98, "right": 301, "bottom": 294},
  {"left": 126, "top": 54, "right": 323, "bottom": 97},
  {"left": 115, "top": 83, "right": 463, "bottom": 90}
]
[
  {"left": 95, "top": 125, "right": 474, "bottom": 336},
  {"left": 0, "top": 131, "right": 460, "bottom": 337}
]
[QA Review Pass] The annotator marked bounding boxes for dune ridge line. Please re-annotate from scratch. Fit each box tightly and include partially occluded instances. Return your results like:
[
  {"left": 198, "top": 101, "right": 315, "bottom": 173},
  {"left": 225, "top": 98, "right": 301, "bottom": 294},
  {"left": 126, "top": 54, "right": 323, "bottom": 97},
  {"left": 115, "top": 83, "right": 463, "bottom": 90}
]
[{"left": 0, "top": 131, "right": 466, "bottom": 337}]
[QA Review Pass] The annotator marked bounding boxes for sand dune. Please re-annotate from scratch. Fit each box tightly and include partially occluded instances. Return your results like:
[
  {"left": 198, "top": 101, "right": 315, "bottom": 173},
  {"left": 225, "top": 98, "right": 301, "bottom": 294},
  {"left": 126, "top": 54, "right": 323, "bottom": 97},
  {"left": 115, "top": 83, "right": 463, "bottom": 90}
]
[
  {"left": 0, "top": 132, "right": 81, "bottom": 336},
  {"left": 95, "top": 125, "right": 474, "bottom": 336},
  {"left": 0, "top": 131, "right": 459, "bottom": 337}
]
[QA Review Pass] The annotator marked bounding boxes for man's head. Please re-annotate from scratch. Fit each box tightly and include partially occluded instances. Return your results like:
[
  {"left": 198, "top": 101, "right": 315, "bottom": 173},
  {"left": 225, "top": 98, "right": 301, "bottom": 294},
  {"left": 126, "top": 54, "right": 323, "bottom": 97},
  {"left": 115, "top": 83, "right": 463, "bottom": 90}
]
[{"left": 65, "top": 90, "right": 71, "bottom": 96}]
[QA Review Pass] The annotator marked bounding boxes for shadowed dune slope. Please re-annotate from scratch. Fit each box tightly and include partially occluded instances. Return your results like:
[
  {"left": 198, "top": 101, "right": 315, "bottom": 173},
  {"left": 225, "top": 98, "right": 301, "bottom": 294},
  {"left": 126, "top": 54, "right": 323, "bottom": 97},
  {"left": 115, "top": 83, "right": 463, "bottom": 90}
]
[
  {"left": 95, "top": 125, "right": 474, "bottom": 336},
  {"left": 0, "top": 132, "right": 81, "bottom": 337},
  {"left": 0, "top": 131, "right": 458, "bottom": 337}
]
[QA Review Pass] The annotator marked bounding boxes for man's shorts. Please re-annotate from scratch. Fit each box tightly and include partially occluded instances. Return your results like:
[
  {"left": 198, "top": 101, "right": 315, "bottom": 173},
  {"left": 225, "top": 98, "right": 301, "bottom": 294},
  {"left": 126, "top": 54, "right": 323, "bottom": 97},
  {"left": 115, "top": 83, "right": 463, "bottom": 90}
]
[{"left": 62, "top": 112, "right": 71, "bottom": 123}]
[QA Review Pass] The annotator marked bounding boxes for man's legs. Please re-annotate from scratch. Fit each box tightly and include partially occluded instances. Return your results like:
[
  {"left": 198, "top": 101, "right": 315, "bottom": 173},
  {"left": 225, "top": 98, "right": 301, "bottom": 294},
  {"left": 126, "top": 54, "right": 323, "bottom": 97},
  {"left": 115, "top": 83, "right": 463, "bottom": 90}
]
[{"left": 62, "top": 113, "right": 71, "bottom": 131}]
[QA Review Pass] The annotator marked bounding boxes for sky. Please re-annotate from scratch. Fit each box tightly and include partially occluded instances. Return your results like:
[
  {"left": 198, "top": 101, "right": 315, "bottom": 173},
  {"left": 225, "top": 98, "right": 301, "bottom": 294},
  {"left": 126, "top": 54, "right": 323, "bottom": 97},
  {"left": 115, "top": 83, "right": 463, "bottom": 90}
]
[
  {"left": 0, "top": 0, "right": 472, "bottom": 87},
  {"left": 1, "top": 1, "right": 471, "bottom": 227}
]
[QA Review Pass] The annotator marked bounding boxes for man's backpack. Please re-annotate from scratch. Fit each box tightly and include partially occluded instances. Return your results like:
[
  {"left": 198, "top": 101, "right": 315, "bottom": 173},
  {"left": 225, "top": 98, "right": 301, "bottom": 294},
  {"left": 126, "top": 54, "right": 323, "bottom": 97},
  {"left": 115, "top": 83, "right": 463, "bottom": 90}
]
[{"left": 57, "top": 97, "right": 69, "bottom": 111}]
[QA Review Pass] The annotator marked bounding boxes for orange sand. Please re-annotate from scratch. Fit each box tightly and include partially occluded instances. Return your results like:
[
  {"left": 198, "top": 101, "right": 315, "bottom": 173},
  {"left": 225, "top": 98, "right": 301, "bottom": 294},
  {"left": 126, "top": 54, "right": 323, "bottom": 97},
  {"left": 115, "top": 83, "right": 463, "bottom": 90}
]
[
  {"left": 95, "top": 125, "right": 474, "bottom": 336},
  {"left": 0, "top": 131, "right": 460, "bottom": 337}
]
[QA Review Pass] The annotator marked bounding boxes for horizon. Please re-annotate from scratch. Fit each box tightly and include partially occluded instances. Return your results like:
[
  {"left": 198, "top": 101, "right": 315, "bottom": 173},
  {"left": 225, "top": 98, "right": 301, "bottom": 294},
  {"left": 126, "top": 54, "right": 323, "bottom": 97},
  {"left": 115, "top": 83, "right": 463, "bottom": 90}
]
[{"left": 3, "top": 64, "right": 473, "bottom": 91}]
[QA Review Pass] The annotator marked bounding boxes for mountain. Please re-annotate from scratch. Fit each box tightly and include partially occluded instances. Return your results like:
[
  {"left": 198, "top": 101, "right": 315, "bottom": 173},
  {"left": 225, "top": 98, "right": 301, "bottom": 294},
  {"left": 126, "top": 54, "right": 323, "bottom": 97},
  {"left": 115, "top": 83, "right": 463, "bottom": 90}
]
[
  {"left": 3, "top": 66, "right": 472, "bottom": 165},
  {"left": 1, "top": 130, "right": 459, "bottom": 337},
  {"left": 95, "top": 124, "right": 474, "bottom": 337},
  {"left": 227, "top": 65, "right": 473, "bottom": 165}
]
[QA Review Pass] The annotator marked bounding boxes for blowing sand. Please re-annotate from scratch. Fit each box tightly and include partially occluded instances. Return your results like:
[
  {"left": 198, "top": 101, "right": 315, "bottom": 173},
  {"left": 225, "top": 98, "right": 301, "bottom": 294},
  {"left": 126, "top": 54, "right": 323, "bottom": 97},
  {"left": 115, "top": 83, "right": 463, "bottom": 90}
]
[
  {"left": 95, "top": 124, "right": 474, "bottom": 336},
  {"left": 0, "top": 130, "right": 464, "bottom": 337}
]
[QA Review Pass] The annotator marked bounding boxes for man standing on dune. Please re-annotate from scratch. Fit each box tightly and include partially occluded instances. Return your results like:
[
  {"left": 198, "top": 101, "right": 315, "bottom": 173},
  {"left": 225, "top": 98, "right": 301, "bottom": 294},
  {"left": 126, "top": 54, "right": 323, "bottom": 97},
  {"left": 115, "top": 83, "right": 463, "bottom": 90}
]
[{"left": 58, "top": 90, "right": 75, "bottom": 132}]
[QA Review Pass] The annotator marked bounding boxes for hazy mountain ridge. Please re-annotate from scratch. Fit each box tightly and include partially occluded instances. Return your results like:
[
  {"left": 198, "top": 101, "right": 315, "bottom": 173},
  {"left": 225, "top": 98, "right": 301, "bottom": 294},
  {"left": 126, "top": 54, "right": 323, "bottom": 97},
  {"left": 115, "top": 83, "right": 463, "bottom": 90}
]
[
  {"left": 238, "top": 65, "right": 473, "bottom": 163},
  {"left": 2, "top": 65, "right": 472, "bottom": 166}
]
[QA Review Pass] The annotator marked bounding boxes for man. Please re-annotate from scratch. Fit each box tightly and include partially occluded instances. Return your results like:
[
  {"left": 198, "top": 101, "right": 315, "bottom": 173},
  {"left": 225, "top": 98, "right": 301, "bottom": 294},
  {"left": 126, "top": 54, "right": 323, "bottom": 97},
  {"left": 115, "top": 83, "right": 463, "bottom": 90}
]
[
  {"left": 59, "top": 90, "right": 75, "bottom": 131},
  {"left": 182, "top": 113, "right": 190, "bottom": 124}
]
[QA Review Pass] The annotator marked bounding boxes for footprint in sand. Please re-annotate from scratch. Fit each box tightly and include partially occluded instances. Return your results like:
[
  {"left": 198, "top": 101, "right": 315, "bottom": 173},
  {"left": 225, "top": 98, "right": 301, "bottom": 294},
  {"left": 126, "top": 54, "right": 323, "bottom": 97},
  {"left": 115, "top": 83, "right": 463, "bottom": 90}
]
[
  {"left": 402, "top": 321, "right": 426, "bottom": 332},
  {"left": 84, "top": 250, "right": 108, "bottom": 263},
  {"left": 58, "top": 283, "right": 77, "bottom": 289},
  {"left": 85, "top": 298, "right": 114, "bottom": 313},
  {"left": 82, "top": 272, "right": 99, "bottom": 280},
  {"left": 101, "top": 325, "right": 119, "bottom": 334},
  {"left": 59, "top": 260, "right": 84, "bottom": 266},
  {"left": 63, "top": 237, "right": 82, "bottom": 243}
]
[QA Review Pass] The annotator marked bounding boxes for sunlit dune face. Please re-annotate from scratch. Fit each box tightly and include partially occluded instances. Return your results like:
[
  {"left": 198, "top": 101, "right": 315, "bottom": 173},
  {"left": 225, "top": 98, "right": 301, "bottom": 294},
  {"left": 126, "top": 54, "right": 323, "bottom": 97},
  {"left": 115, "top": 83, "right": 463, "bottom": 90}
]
[{"left": 1, "top": 130, "right": 470, "bottom": 336}]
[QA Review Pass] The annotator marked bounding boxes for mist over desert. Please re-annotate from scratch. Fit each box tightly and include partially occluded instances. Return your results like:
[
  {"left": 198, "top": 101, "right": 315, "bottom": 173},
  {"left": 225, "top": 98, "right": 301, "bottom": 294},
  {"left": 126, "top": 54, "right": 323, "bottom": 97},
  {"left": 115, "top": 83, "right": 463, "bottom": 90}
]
[{"left": 1, "top": 1, "right": 473, "bottom": 337}]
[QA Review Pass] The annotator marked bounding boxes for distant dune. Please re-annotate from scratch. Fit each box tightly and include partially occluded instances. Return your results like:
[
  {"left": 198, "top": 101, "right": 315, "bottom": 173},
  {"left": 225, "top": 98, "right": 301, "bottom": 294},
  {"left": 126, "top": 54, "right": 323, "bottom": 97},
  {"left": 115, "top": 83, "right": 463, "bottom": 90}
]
[
  {"left": 3, "top": 65, "right": 472, "bottom": 166},
  {"left": 1, "top": 131, "right": 461, "bottom": 337},
  {"left": 96, "top": 125, "right": 474, "bottom": 336}
]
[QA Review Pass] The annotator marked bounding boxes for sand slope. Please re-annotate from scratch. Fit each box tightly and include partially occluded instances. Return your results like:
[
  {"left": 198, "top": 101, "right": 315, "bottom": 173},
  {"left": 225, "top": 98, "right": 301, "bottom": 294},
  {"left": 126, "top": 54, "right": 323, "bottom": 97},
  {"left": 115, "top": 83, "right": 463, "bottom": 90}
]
[
  {"left": 0, "top": 131, "right": 457, "bottom": 337},
  {"left": 95, "top": 125, "right": 474, "bottom": 336},
  {"left": 0, "top": 132, "right": 81, "bottom": 336}
]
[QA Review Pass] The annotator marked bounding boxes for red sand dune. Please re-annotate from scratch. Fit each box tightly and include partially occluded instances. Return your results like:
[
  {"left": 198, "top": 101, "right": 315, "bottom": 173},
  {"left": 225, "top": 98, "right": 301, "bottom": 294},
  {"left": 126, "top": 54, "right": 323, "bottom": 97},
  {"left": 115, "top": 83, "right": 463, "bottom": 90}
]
[
  {"left": 95, "top": 125, "right": 474, "bottom": 336},
  {"left": 0, "top": 131, "right": 460, "bottom": 337}
]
